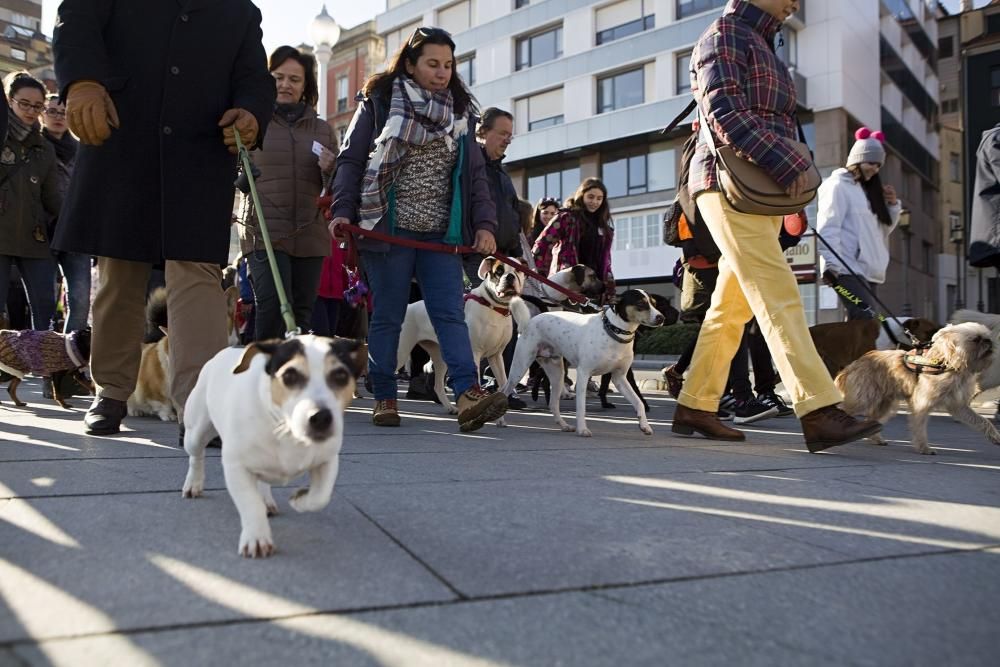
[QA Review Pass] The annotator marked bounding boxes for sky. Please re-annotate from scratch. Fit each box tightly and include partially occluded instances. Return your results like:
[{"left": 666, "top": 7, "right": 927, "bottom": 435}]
[{"left": 41, "top": 1, "right": 384, "bottom": 53}]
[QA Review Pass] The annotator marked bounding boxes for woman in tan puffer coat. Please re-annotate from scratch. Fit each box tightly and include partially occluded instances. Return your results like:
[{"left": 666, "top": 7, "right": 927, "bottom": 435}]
[{"left": 240, "top": 45, "right": 338, "bottom": 339}]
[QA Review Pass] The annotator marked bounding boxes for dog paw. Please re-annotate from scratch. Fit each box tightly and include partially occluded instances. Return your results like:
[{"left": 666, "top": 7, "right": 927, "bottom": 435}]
[
  {"left": 577, "top": 428, "right": 592, "bottom": 438},
  {"left": 238, "top": 530, "right": 275, "bottom": 558},
  {"left": 289, "top": 488, "right": 320, "bottom": 513},
  {"left": 495, "top": 417, "right": 507, "bottom": 428},
  {"left": 265, "top": 502, "right": 279, "bottom": 517},
  {"left": 915, "top": 445, "right": 936, "bottom": 455},
  {"left": 558, "top": 421, "right": 575, "bottom": 432},
  {"left": 868, "top": 434, "right": 888, "bottom": 446},
  {"left": 640, "top": 424, "right": 654, "bottom": 436},
  {"left": 446, "top": 404, "right": 458, "bottom": 415},
  {"left": 181, "top": 473, "right": 203, "bottom": 498}
]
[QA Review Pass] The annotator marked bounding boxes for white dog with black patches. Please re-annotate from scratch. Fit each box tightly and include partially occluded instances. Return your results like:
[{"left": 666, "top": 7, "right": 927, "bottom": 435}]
[
  {"left": 181, "top": 335, "right": 365, "bottom": 558},
  {"left": 503, "top": 289, "right": 664, "bottom": 437},
  {"left": 397, "top": 257, "right": 523, "bottom": 423}
]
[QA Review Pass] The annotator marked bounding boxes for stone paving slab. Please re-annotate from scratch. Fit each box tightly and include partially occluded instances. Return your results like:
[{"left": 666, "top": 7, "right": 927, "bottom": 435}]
[
  {"left": 9, "top": 550, "right": 999, "bottom": 667},
  {"left": 0, "top": 489, "right": 454, "bottom": 644}
]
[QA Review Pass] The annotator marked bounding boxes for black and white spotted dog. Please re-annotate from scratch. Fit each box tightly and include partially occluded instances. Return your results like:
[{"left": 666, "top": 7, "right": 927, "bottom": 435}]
[{"left": 504, "top": 289, "right": 665, "bottom": 437}]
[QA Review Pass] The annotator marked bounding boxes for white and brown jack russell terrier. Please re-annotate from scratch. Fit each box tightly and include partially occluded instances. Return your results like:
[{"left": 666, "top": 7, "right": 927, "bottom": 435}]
[
  {"left": 504, "top": 289, "right": 665, "bottom": 437},
  {"left": 181, "top": 335, "right": 365, "bottom": 558},
  {"left": 397, "top": 256, "right": 523, "bottom": 425}
]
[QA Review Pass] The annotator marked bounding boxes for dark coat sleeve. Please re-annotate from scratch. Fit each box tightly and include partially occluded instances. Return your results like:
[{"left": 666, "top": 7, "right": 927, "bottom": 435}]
[
  {"left": 230, "top": 5, "right": 274, "bottom": 150},
  {"left": 52, "top": 0, "right": 116, "bottom": 96},
  {"left": 332, "top": 101, "right": 375, "bottom": 222},
  {"left": 0, "top": 97, "right": 7, "bottom": 146},
  {"left": 466, "top": 134, "right": 497, "bottom": 235}
]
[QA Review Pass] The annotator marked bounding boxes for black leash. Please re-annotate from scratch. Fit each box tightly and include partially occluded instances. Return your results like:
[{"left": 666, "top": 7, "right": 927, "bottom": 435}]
[{"left": 809, "top": 225, "right": 918, "bottom": 347}]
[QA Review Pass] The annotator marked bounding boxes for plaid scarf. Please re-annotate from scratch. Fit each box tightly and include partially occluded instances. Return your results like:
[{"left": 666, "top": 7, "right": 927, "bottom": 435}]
[{"left": 358, "top": 77, "right": 468, "bottom": 230}]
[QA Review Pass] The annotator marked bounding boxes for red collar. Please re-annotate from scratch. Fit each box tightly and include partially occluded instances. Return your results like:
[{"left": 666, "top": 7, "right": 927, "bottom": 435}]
[{"left": 464, "top": 293, "right": 510, "bottom": 317}]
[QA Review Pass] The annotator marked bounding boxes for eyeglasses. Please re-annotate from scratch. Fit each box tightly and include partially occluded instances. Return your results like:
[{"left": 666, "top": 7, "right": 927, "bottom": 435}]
[
  {"left": 10, "top": 97, "right": 45, "bottom": 114},
  {"left": 408, "top": 26, "right": 453, "bottom": 48},
  {"left": 44, "top": 108, "right": 66, "bottom": 118}
]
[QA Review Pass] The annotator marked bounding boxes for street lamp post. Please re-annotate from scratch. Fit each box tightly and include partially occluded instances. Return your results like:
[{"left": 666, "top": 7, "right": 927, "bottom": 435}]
[
  {"left": 898, "top": 208, "right": 912, "bottom": 316},
  {"left": 310, "top": 4, "right": 341, "bottom": 122}
]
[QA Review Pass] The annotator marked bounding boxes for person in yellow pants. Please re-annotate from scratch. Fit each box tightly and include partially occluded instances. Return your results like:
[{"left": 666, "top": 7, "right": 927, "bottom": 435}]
[{"left": 672, "top": 0, "right": 881, "bottom": 452}]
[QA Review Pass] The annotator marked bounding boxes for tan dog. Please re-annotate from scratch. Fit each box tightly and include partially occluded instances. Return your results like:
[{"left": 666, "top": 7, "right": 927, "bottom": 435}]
[
  {"left": 836, "top": 322, "right": 1000, "bottom": 455},
  {"left": 811, "top": 317, "right": 940, "bottom": 378}
]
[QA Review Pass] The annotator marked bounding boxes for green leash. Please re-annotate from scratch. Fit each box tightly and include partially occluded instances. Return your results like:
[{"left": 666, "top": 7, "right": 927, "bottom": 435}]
[{"left": 234, "top": 130, "right": 298, "bottom": 337}]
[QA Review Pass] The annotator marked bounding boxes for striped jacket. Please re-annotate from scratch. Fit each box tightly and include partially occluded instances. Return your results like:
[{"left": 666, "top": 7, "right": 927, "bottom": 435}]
[{"left": 688, "top": 0, "right": 810, "bottom": 198}]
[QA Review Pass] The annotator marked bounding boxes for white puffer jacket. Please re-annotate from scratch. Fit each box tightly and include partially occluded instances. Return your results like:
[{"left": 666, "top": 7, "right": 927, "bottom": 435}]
[{"left": 816, "top": 168, "right": 901, "bottom": 284}]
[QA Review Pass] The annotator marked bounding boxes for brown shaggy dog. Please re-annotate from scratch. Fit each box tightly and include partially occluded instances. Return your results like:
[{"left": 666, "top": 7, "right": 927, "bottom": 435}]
[{"left": 835, "top": 322, "right": 1000, "bottom": 455}]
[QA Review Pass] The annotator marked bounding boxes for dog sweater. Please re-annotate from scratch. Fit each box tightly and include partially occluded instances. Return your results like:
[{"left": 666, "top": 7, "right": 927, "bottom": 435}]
[{"left": 0, "top": 330, "right": 82, "bottom": 379}]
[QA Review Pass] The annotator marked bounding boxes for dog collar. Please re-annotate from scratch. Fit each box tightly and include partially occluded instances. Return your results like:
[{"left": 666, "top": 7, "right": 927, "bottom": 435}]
[
  {"left": 602, "top": 309, "right": 634, "bottom": 344},
  {"left": 464, "top": 293, "right": 510, "bottom": 317}
]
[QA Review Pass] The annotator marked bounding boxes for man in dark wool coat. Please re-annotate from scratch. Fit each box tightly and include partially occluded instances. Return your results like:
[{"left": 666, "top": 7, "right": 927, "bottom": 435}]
[{"left": 52, "top": 0, "right": 276, "bottom": 436}]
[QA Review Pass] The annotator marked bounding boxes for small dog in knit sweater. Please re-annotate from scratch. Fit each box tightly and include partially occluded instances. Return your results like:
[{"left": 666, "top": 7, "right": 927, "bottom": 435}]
[{"left": 0, "top": 328, "right": 92, "bottom": 409}]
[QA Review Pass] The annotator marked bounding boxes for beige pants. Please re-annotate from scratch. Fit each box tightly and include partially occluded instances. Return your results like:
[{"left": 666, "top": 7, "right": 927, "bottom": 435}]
[
  {"left": 678, "top": 193, "right": 841, "bottom": 418},
  {"left": 90, "top": 258, "right": 227, "bottom": 417}
]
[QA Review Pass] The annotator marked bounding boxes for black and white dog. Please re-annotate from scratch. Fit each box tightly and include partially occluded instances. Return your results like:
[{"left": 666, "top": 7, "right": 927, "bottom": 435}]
[{"left": 504, "top": 289, "right": 665, "bottom": 437}]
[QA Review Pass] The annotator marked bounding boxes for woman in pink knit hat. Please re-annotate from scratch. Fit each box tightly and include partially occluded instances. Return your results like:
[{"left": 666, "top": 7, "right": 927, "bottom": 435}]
[{"left": 816, "top": 127, "right": 901, "bottom": 320}]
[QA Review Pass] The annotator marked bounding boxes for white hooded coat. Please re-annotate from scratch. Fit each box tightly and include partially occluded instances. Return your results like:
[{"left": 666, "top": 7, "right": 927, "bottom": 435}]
[{"left": 816, "top": 168, "right": 901, "bottom": 284}]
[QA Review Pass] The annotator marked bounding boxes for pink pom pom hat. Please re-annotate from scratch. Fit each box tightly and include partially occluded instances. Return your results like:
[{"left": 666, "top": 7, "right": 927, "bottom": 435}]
[{"left": 846, "top": 126, "right": 886, "bottom": 168}]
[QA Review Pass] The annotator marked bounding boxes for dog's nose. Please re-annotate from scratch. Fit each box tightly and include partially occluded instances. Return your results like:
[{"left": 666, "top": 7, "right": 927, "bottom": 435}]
[
  {"left": 308, "top": 408, "right": 333, "bottom": 432},
  {"left": 653, "top": 314, "right": 664, "bottom": 325}
]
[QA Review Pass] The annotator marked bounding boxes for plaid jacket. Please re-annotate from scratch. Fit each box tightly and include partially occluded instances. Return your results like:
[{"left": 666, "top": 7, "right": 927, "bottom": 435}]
[{"left": 688, "top": 0, "right": 809, "bottom": 198}]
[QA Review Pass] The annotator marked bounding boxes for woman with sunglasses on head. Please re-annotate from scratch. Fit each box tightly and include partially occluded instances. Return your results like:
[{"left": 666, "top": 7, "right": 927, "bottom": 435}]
[
  {"left": 41, "top": 94, "right": 90, "bottom": 334},
  {"left": 239, "top": 45, "right": 337, "bottom": 339},
  {"left": 330, "top": 26, "right": 507, "bottom": 432},
  {"left": 532, "top": 177, "right": 616, "bottom": 304},
  {"left": 0, "top": 72, "right": 61, "bottom": 332}
]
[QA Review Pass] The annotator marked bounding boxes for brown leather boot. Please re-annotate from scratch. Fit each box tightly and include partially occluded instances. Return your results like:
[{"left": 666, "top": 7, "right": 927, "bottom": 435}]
[
  {"left": 372, "top": 399, "right": 401, "bottom": 427},
  {"left": 661, "top": 364, "right": 684, "bottom": 398},
  {"left": 800, "top": 405, "right": 881, "bottom": 453},
  {"left": 456, "top": 385, "right": 508, "bottom": 432},
  {"left": 671, "top": 404, "right": 745, "bottom": 441}
]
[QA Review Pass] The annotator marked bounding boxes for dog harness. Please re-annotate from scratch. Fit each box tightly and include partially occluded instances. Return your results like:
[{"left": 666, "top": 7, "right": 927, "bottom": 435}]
[
  {"left": 601, "top": 309, "right": 635, "bottom": 344},
  {"left": 464, "top": 293, "right": 510, "bottom": 317},
  {"left": 0, "top": 330, "right": 86, "bottom": 379},
  {"left": 902, "top": 346, "right": 949, "bottom": 375}
]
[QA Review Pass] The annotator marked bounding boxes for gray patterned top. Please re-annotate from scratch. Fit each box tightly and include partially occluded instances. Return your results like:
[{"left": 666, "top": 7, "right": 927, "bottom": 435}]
[{"left": 394, "top": 137, "right": 458, "bottom": 234}]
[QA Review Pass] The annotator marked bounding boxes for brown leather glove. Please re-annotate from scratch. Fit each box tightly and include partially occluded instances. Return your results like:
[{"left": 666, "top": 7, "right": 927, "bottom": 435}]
[
  {"left": 66, "top": 80, "right": 120, "bottom": 146},
  {"left": 219, "top": 108, "right": 259, "bottom": 154}
]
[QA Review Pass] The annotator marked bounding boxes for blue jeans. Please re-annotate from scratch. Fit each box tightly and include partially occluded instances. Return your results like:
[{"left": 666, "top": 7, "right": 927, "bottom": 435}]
[
  {"left": 362, "top": 229, "right": 477, "bottom": 401},
  {"left": 0, "top": 255, "right": 56, "bottom": 330},
  {"left": 55, "top": 251, "right": 92, "bottom": 332}
]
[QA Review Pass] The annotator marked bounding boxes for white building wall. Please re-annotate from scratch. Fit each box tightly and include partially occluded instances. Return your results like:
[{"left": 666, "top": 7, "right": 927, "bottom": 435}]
[{"left": 563, "top": 7, "right": 592, "bottom": 57}]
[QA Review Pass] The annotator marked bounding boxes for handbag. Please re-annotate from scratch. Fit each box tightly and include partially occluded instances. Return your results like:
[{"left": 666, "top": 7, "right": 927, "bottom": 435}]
[{"left": 699, "top": 109, "right": 820, "bottom": 216}]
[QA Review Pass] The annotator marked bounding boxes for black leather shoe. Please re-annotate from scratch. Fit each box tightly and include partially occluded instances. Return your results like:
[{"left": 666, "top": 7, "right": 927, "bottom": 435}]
[{"left": 84, "top": 397, "right": 127, "bottom": 435}]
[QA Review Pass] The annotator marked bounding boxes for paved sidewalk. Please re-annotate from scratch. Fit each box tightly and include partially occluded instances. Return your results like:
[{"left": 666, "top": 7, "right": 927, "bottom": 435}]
[{"left": 2, "top": 377, "right": 999, "bottom": 666}]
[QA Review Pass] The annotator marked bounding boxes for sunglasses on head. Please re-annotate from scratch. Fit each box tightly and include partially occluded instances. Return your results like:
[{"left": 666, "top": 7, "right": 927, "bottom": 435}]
[
  {"left": 537, "top": 197, "right": 559, "bottom": 208},
  {"left": 408, "top": 26, "right": 453, "bottom": 48}
]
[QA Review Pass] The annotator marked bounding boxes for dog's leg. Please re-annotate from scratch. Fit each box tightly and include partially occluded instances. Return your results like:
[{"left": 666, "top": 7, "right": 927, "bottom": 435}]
[
  {"left": 486, "top": 352, "right": 509, "bottom": 427},
  {"left": 907, "top": 395, "right": 936, "bottom": 456},
  {"left": 599, "top": 373, "right": 615, "bottom": 409},
  {"left": 614, "top": 369, "right": 652, "bottom": 435},
  {"left": 224, "top": 463, "right": 274, "bottom": 558},
  {"left": 7, "top": 377, "right": 26, "bottom": 407},
  {"left": 627, "top": 368, "right": 650, "bottom": 413},
  {"left": 542, "top": 358, "right": 572, "bottom": 431},
  {"left": 181, "top": 382, "right": 214, "bottom": 498},
  {"left": 866, "top": 401, "right": 900, "bottom": 446},
  {"left": 575, "top": 366, "right": 592, "bottom": 438},
  {"left": 423, "top": 342, "right": 456, "bottom": 414},
  {"left": 50, "top": 372, "right": 71, "bottom": 409},
  {"left": 289, "top": 459, "right": 340, "bottom": 513},
  {"left": 258, "top": 481, "right": 279, "bottom": 516},
  {"left": 948, "top": 402, "right": 1000, "bottom": 446}
]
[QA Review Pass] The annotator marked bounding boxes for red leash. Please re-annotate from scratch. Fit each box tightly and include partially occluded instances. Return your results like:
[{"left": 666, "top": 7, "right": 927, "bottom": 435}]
[{"left": 330, "top": 220, "right": 590, "bottom": 305}]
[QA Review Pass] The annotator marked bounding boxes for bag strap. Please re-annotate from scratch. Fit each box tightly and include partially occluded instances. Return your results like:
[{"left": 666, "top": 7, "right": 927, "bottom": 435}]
[{"left": 659, "top": 99, "right": 697, "bottom": 136}]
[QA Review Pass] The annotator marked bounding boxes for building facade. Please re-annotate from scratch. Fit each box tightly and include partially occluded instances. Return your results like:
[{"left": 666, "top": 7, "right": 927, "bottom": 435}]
[
  {"left": 322, "top": 19, "right": 385, "bottom": 145},
  {"left": 375, "top": 0, "right": 943, "bottom": 323},
  {"left": 0, "top": 0, "right": 53, "bottom": 85}
]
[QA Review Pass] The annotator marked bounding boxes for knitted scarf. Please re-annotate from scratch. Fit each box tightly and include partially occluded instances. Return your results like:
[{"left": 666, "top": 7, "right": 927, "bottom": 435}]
[
  {"left": 43, "top": 128, "right": 78, "bottom": 165},
  {"left": 358, "top": 76, "right": 468, "bottom": 230},
  {"left": 7, "top": 108, "right": 37, "bottom": 143}
]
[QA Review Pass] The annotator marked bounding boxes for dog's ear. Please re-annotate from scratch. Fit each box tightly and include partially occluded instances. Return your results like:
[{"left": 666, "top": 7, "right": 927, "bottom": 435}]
[
  {"left": 477, "top": 257, "right": 495, "bottom": 281},
  {"left": 232, "top": 339, "right": 282, "bottom": 374},
  {"left": 330, "top": 337, "right": 367, "bottom": 379},
  {"left": 570, "top": 265, "right": 586, "bottom": 288}
]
